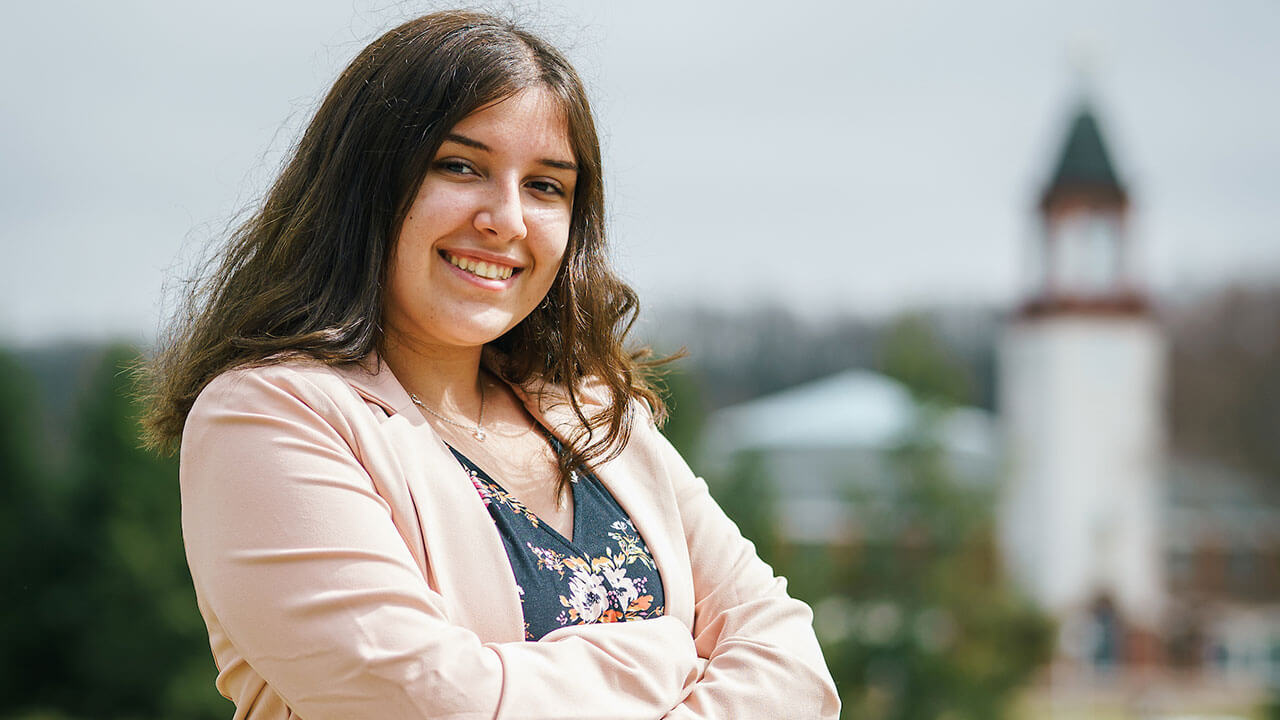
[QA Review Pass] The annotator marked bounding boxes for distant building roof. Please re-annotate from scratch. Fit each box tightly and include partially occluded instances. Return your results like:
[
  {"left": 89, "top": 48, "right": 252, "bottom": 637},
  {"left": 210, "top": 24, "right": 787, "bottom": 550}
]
[
  {"left": 1041, "top": 104, "right": 1127, "bottom": 208},
  {"left": 699, "top": 369, "right": 1001, "bottom": 545},
  {"left": 701, "top": 369, "right": 998, "bottom": 470},
  {"left": 705, "top": 370, "right": 914, "bottom": 453}
]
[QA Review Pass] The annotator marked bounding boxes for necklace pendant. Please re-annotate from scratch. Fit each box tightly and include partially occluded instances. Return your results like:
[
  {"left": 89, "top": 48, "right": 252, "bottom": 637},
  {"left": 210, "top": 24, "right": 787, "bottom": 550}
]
[{"left": 473, "top": 427, "right": 487, "bottom": 442}]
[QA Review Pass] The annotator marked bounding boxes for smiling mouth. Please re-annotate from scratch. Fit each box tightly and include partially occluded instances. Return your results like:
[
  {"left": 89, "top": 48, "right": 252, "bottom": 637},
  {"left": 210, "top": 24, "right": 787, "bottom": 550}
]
[{"left": 442, "top": 251, "right": 519, "bottom": 281}]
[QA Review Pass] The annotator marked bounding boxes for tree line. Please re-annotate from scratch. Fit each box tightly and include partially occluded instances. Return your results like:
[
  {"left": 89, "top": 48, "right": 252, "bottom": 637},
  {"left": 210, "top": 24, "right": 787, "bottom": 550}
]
[{"left": 1, "top": 345, "right": 229, "bottom": 719}]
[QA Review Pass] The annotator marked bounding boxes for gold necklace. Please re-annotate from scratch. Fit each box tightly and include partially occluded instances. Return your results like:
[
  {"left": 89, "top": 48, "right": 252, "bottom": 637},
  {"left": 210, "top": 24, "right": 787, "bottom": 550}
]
[{"left": 409, "top": 385, "right": 486, "bottom": 441}]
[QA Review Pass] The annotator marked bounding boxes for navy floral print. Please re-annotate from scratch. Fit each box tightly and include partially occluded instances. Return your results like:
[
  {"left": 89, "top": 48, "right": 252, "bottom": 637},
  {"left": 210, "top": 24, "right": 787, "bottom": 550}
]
[{"left": 447, "top": 446, "right": 665, "bottom": 641}]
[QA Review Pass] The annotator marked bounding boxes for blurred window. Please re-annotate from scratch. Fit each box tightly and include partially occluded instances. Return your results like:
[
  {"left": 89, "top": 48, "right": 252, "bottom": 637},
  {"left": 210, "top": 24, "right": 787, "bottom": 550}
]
[
  {"left": 1227, "top": 547, "right": 1257, "bottom": 597},
  {"left": 1168, "top": 550, "right": 1193, "bottom": 589}
]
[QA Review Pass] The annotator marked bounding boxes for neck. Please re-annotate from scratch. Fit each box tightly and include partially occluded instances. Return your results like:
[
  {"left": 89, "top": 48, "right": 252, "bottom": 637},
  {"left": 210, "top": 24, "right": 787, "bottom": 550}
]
[{"left": 380, "top": 332, "right": 487, "bottom": 415}]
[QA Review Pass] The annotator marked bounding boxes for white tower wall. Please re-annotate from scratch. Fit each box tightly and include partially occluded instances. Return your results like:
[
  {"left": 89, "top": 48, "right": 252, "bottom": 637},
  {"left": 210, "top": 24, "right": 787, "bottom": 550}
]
[{"left": 998, "top": 316, "right": 1165, "bottom": 625}]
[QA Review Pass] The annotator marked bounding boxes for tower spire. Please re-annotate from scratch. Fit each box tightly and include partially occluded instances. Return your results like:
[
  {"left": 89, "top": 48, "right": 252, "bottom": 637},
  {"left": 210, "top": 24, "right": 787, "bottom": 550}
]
[{"left": 1041, "top": 103, "right": 1127, "bottom": 211}]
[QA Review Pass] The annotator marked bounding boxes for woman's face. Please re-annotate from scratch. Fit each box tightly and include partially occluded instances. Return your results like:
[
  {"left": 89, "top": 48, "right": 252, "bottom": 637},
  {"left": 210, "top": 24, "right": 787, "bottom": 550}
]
[{"left": 384, "top": 87, "right": 577, "bottom": 353}]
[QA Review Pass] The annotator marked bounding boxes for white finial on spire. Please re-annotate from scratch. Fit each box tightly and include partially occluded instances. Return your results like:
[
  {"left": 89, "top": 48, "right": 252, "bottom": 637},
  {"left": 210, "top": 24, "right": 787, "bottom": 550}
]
[{"left": 1066, "top": 31, "right": 1102, "bottom": 102}]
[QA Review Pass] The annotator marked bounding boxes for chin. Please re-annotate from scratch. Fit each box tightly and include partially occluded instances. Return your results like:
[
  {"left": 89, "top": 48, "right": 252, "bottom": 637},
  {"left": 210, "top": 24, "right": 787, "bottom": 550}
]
[{"left": 447, "top": 315, "right": 526, "bottom": 348}]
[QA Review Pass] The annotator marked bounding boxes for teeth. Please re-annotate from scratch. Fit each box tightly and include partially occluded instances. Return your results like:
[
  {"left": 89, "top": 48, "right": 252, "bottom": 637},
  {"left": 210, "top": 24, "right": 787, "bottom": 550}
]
[{"left": 447, "top": 253, "right": 514, "bottom": 280}]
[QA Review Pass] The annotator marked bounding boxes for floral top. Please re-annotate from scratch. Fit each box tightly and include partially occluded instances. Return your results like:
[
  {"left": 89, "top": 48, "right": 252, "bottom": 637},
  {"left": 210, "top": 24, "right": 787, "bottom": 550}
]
[{"left": 446, "top": 444, "right": 666, "bottom": 641}]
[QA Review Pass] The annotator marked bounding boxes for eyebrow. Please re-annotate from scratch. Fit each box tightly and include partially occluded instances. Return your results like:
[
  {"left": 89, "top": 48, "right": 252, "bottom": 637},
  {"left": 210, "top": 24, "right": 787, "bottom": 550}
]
[{"left": 443, "top": 132, "right": 578, "bottom": 172}]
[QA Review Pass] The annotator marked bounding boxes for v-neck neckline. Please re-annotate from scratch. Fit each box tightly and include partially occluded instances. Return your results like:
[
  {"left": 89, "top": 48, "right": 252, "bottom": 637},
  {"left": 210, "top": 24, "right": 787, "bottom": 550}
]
[{"left": 447, "top": 444, "right": 582, "bottom": 549}]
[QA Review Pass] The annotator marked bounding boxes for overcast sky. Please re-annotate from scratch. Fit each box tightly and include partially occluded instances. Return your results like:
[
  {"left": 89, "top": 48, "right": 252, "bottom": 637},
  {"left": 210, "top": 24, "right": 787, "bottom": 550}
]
[{"left": 3, "top": 1, "right": 1278, "bottom": 346}]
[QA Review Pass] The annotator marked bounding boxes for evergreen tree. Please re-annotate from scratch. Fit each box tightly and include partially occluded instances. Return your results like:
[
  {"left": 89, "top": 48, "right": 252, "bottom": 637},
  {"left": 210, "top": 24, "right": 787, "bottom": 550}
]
[
  {"left": 710, "top": 449, "right": 780, "bottom": 565},
  {"left": 877, "top": 313, "right": 974, "bottom": 407},
  {"left": 657, "top": 366, "right": 706, "bottom": 462},
  {"left": 53, "top": 345, "right": 227, "bottom": 719},
  {"left": 818, "top": 419, "right": 1052, "bottom": 719},
  {"left": 0, "top": 351, "right": 71, "bottom": 713}
]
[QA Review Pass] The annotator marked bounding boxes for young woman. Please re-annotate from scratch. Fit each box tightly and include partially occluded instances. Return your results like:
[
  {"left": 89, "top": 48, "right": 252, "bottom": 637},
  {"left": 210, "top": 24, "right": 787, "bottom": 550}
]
[{"left": 145, "top": 11, "right": 839, "bottom": 719}]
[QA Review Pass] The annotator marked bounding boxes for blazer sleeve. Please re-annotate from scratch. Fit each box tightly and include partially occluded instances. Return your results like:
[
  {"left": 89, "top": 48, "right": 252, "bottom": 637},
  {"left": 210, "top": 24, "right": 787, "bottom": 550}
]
[
  {"left": 653, "top": 430, "right": 842, "bottom": 720},
  {"left": 180, "top": 366, "right": 700, "bottom": 720}
]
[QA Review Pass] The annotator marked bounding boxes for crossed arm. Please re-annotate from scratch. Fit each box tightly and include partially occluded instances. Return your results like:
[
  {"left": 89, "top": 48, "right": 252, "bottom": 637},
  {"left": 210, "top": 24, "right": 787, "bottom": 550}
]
[{"left": 655, "top": 433, "right": 840, "bottom": 719}]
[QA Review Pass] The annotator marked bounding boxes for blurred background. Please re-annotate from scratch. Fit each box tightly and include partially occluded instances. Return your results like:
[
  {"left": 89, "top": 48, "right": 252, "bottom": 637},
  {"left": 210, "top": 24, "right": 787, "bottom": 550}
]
[{"left": 2, "top": 1, "right": 1278, "bottom": 718}]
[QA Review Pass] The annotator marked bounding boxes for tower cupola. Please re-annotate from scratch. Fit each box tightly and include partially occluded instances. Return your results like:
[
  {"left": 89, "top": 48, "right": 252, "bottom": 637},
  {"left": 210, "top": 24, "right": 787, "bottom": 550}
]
[{"left": 1023, "top": 103, "right": 1145, "bottom": 317}]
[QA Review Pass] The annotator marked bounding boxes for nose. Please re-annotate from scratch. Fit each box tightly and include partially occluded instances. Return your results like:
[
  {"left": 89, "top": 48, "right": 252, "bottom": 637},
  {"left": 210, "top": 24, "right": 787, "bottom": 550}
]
[{"left": 473, "top": 178, "right": 527, "bottom": 242}]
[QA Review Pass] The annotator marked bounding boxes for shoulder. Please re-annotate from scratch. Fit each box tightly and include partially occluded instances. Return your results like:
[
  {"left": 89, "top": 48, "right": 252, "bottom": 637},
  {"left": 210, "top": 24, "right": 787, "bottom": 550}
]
[
  {"left": 196, "top": 357, "right": 348, "bottom": 402},
  {"left": 179, "top": 359, "right": 394, "bottom": 485},
  {"left": 514, "top": 373, "right": 656, "bottom": 424},
  {"left": 188, "top": 358, "right": 372, "bottom": 435}
]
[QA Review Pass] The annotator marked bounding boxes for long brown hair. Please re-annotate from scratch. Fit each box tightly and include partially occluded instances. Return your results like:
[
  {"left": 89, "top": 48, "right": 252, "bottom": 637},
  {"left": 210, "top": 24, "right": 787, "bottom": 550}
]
[{"left": 142, "top": 11, "right": 667, "bottom": 487}]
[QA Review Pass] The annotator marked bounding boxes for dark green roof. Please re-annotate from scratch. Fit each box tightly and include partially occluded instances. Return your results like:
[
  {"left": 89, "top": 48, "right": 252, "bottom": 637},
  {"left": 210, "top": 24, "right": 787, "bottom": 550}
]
[{"left": 1044, "top": 106, "right": 1125, "bottom": 197}]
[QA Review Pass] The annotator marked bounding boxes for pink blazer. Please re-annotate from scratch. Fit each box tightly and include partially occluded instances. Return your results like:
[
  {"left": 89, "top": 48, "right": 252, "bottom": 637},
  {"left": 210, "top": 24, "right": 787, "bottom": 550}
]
[{"left": 180, "top": 356, "right": 840, "bottom": 719}]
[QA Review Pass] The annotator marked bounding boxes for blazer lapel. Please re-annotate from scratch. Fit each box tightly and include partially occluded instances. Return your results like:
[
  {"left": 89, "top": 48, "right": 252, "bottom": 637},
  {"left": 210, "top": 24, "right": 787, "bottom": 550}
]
[{"left": 336, "top": 358, "right": 527, "bottom": 643}]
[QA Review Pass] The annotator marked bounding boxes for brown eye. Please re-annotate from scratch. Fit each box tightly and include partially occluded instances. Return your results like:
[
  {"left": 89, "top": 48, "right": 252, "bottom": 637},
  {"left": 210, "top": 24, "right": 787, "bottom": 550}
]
[
  {"left": 527, "top": 179, "right": 564, "bottom": 197},
  {"left": 436, "top": 159, "right": 476, "bottom": 176}
]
